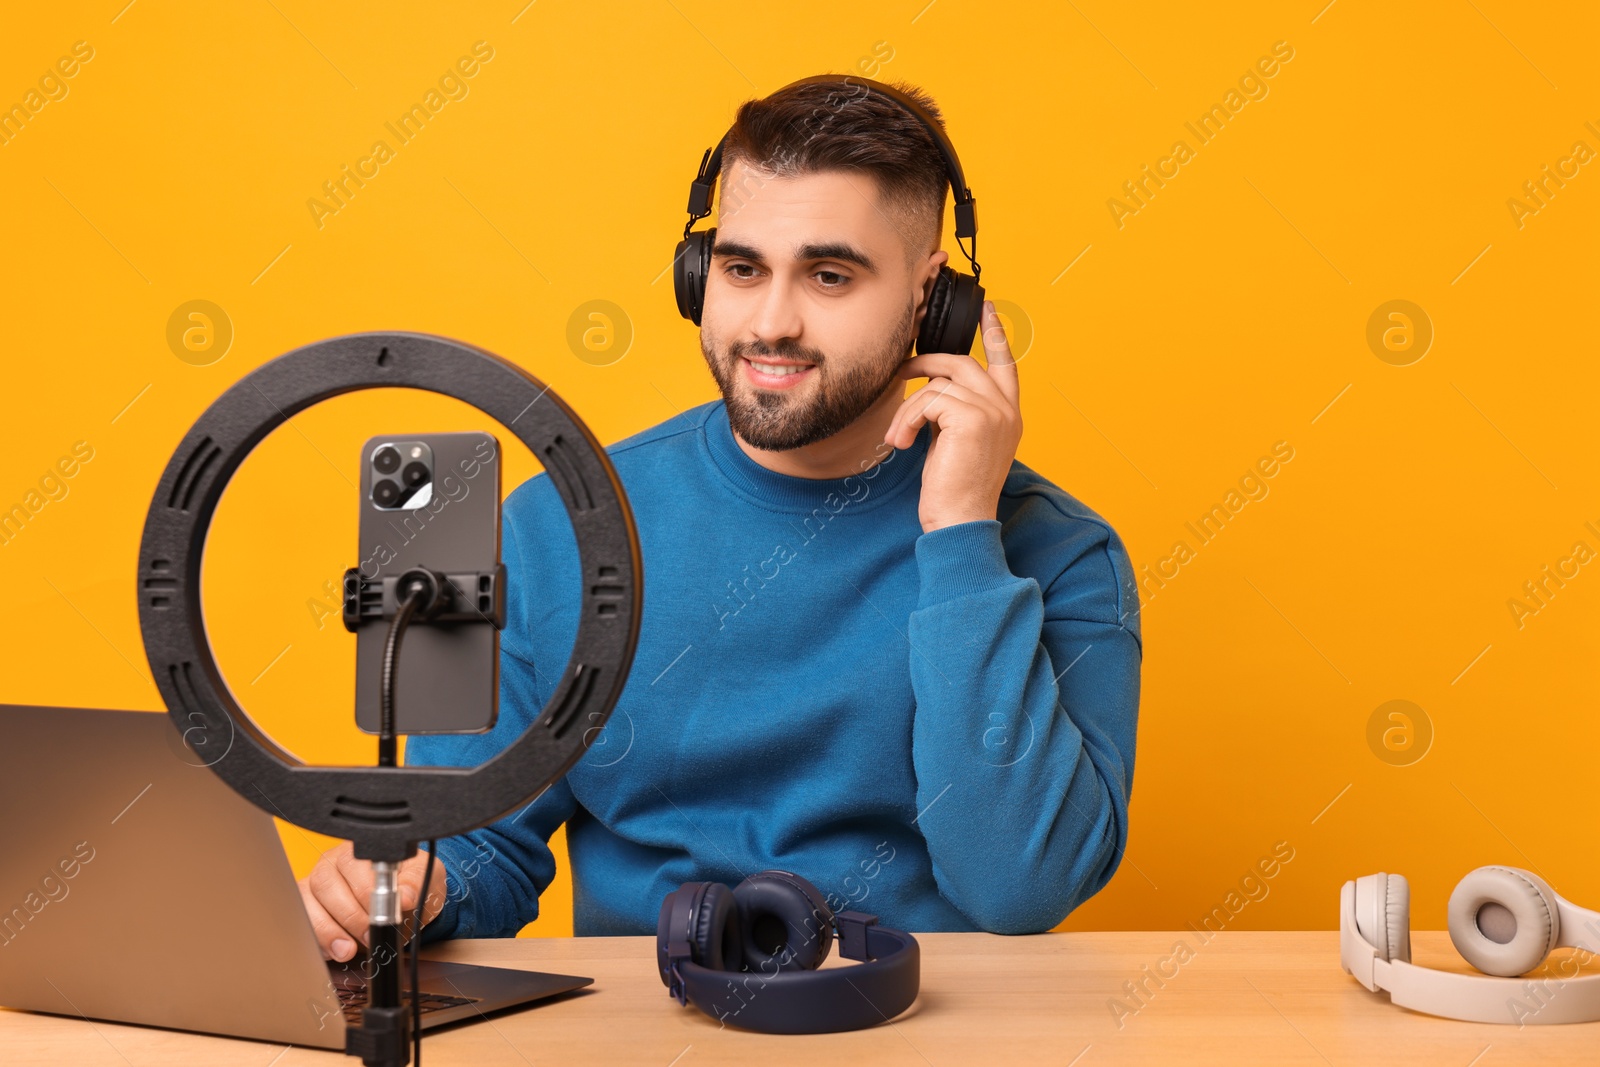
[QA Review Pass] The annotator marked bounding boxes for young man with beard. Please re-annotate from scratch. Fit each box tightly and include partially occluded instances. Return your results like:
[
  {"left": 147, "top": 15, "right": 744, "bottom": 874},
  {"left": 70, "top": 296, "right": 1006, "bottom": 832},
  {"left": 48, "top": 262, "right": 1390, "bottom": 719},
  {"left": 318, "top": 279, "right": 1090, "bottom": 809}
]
[{"left": 298, "top": 78, "right": 1142, "bottom": 958}]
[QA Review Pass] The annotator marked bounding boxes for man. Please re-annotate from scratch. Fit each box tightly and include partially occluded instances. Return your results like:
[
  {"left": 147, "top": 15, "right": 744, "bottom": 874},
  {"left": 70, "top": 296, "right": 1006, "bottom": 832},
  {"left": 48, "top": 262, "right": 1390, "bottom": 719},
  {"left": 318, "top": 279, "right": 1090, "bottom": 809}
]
[{"left": 298, "top": 78, "right": 1141, "bottom": 961}]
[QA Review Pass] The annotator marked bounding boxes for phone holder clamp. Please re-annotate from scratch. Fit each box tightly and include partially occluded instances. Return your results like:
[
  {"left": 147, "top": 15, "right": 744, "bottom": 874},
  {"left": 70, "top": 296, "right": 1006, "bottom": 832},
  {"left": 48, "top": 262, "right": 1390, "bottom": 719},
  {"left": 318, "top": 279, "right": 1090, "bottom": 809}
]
[{"left": 341, "top": 564, "right": 508, "bottom": 630}]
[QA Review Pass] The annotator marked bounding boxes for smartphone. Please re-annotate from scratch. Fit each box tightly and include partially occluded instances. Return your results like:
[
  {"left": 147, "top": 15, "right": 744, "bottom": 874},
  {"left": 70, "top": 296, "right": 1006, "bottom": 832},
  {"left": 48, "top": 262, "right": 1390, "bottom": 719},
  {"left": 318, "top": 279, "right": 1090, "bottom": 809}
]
[{"left": 352, "top": 431, "right": 501, "bottom": 735}]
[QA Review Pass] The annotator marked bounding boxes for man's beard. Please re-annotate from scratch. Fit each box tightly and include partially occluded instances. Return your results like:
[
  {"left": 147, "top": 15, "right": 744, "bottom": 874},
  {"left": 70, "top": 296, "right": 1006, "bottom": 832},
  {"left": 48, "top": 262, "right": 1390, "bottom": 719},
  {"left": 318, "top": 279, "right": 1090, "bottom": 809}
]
[{"left": 701, "top": 302, "right": 916, "bottom": 451}]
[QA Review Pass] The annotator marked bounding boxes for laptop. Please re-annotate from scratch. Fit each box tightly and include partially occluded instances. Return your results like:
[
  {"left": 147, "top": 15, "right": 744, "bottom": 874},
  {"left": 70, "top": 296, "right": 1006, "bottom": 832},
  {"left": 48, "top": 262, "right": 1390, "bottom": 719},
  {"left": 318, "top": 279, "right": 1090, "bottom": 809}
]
[{"left": 0, "top": 704, "right": 593, "bottom": 1050}]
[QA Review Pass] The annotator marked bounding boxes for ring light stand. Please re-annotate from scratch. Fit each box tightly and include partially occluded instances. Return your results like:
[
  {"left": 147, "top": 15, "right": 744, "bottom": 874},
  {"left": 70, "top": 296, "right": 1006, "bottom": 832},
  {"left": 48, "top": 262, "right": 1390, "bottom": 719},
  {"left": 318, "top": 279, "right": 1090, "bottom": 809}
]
[{"left": 135, "top": 332, "right": 643, "bottom": 1065}]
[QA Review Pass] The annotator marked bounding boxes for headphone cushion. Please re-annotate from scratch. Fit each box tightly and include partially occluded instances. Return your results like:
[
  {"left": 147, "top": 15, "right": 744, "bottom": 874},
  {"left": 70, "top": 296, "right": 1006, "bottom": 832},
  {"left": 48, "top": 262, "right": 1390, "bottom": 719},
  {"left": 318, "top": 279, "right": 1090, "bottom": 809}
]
[
  {"left": 1383, "top": 873, "right": 1411, "bottom": 964},
  {"left": 916, "top": 266, "right": 955, "bottom": 355},
  {"left": 1448, "top": 865, "right": 1559, "bottom": 976},
  {"left": 673, "top": 228, "right": 715, "bottom": 325},
  {"left": 658, "top": 881, "right": 734, "bottom": 987},
  {"left": 732, "top": 869, "right": 834, "bottom": 973},
  {"left": 656, "top": 880, "right": 741, "bottom": 982},
  {"left": 916, "top": 266, "right": 985, "bottom": 356},
  {"left": 692, "top": 881, "right": 742, "bottom": 972},
  {"left": 1354, "top": 872, "right": 1411, "bottom": 963}
]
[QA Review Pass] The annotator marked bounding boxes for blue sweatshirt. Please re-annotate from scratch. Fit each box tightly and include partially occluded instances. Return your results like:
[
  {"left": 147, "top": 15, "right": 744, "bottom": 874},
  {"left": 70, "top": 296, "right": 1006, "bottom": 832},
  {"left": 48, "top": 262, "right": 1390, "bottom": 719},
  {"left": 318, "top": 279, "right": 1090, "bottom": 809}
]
[{"left": 410, "top": 397, "right": 1141, "bottom": 940}]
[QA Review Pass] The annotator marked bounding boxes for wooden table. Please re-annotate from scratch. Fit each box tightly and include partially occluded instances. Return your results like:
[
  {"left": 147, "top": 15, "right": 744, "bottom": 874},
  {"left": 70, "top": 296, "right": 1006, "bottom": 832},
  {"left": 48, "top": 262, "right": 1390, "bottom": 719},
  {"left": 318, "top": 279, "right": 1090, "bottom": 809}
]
[{"left": 4, "top": 931, "right": 1597, "bottom": 1064}]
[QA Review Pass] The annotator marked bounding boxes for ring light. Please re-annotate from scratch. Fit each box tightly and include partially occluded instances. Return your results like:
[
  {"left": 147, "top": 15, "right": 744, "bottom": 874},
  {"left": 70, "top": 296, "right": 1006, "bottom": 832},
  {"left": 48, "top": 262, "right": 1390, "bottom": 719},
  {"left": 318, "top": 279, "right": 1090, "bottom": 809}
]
[{"left": 135, "top": 331, "right": 642, "bottom": 863}]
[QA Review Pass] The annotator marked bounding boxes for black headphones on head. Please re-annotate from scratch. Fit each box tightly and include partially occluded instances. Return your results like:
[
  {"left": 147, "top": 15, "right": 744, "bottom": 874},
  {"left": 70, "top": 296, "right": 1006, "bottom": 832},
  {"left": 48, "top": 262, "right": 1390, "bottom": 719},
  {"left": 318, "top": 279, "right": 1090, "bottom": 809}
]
[
  {"left": 673, "top": 74, "right": 985, "bottom": 356},
  {"left": 656, "top": 868, "right": 920, "bottom": 1033}
]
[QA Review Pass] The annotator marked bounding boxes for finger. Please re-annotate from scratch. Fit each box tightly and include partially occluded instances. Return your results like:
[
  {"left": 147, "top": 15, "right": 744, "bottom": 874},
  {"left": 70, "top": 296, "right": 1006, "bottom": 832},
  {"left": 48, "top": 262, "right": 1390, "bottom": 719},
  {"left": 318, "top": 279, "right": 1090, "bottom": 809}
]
[
  {"left": 897, "top": 352, "right": 1008, "bottom": 408},
  {"left": 421, "top": 857, "right": 450, "bottom": 924},
  {"left": 887, "top": 377, "right": 996, "bottom": 444},
  {"left": 885, "top": 377, "right": 955, "bottom": 448},
  {"left": 398, "top": 849, "right": 446, "bottom": 920},
  {"left": 397, "top": 857, "right": 424, "bottom": 914},
  {"left": 886, "top": 382, "right": 977, "bottom": 449},
  {"left": 310, "top": 855, "right": 373, "bottom": 949},
  {"left": 889, "top": 388, "right": 953, "bottom": 449},
  {"left": 333, "top": 844, "right": 375, "bottom": 897},
  {"left": 298, "top": 876, "right": 359, "bottom": 961},
  {"left": 336, "top": 846, "right": 400, "bottom": 929},
  {"left": 978, "top": 300, "right": 1019, "bottom": 406}
]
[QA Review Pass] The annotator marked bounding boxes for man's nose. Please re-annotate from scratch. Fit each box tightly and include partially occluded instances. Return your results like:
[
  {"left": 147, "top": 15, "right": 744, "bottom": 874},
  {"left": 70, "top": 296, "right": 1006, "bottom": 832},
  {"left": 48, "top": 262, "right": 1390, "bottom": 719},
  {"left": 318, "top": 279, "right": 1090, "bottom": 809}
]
[{"left": 748, "top": 275, "right": 804, "bottom": 351}]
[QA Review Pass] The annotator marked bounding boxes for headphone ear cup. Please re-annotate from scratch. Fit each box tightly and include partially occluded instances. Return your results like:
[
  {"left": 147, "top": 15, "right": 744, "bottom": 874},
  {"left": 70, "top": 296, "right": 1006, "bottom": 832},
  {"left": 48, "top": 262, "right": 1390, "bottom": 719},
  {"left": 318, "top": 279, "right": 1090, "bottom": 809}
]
[
  {"left": 692, "top": 881, "right": 742, "bottom": 972},
  {"left": 732, "top": 870, "right": 835, "bottom": 973},
  {"left": 915, "top": 266, "right": 985, "bottom": 356},
  {"left": 673, "top": 228, "right": 715, "bottom": 325},
  {"left": 657, "top": 880, "right": 741, "bottom": 989},
  {"left": 1448, "top": 865, "right": 1560, "bottom": 976},
  {"left": 1354, "top": 872, "right": 1411, "bottom": 963},
  {"left": 915, "top": 266, "right": 953, "bottom": 356},
  {"left": 1385, "top": 874, "right": 1411, "bottom": 964}
]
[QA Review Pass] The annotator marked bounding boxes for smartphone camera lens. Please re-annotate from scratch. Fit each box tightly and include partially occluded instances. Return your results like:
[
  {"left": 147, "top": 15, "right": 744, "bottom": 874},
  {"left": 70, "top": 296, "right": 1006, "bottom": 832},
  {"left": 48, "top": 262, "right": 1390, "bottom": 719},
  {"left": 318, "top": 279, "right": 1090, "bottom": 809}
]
[
  {"left": 373, "top": 446, "right": 401, "bottom": 475},
  {"left": 401, "top": 461, "right": 430, "bottom": 488},
  {"left": 372, "top": 479, "right": 400, "bottom": 507}
]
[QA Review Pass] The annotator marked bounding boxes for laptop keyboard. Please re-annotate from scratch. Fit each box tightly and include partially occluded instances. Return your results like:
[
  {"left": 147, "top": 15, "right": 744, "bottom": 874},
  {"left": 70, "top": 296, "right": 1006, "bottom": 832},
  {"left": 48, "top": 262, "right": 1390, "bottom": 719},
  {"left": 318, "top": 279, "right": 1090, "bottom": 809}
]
[{"left": 334, "top": 985, "right": 479, "bottom": 1024}]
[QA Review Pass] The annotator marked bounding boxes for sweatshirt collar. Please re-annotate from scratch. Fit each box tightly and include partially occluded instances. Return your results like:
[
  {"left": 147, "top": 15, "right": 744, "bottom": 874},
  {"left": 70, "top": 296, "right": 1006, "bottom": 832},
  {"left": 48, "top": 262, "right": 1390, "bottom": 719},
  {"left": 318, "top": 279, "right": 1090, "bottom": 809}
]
[{"left": 701, "top": 399, "right": 930, "bottom": 514}]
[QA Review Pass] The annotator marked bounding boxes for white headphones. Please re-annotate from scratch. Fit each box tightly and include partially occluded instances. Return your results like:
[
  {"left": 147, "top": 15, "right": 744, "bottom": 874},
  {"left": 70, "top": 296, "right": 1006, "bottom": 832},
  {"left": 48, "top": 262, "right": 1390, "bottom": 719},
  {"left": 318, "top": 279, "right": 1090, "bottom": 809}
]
[{"left": 1340, "top": 866, "right": 1600, "bottom": 1024}]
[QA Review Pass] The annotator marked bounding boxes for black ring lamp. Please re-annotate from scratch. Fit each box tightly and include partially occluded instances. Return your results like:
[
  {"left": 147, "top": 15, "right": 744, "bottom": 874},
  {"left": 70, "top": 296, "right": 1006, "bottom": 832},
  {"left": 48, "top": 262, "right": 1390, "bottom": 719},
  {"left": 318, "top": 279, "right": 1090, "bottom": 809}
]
[{"left": 135, "top": 331, "right": 642, "bottom": 865}]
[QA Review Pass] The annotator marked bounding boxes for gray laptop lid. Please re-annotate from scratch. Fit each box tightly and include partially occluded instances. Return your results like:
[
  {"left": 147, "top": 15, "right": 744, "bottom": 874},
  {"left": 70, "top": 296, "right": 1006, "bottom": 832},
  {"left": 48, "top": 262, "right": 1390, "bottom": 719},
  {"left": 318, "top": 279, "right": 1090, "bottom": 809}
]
[{"left": 0, "top": 704, "right": 350, "bottom": 1049}]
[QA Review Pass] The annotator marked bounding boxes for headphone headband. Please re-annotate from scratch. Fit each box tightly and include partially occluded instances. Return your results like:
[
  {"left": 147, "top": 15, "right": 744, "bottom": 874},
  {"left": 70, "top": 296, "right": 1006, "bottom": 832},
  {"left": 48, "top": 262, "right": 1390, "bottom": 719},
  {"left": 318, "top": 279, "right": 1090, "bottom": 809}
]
[
  {"left": 665, "top": 915, "right": 920, "bottom": 1034},
  {"left": 683, "top": 74, "right": 978, "bottom": 256}
]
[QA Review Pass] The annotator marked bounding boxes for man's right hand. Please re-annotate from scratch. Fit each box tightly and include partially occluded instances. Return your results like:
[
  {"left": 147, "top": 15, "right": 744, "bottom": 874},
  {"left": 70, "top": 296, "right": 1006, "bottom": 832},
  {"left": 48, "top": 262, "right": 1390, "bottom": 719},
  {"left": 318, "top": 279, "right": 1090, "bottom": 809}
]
[{"left": 297, "top": 841, "right": 450, "bottom": 962}]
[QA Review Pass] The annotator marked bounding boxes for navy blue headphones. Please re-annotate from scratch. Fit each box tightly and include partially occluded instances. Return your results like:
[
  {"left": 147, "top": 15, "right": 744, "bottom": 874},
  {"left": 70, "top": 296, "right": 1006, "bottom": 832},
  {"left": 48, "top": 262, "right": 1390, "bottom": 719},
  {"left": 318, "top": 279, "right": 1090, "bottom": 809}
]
[
  {"left": 673, "top": 73, "right": 984, "bottom": 356},
  {"left": 656, "top": 868, "right": 920, "bottom": 1033}
]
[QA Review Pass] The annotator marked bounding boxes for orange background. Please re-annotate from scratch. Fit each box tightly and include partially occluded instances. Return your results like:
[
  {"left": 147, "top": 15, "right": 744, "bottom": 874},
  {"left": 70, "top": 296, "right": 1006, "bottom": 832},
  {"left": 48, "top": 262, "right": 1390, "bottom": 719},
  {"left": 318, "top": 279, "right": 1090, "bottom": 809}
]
[{"left": 1, "top": 1, "right": 1595, "bottom": 939}]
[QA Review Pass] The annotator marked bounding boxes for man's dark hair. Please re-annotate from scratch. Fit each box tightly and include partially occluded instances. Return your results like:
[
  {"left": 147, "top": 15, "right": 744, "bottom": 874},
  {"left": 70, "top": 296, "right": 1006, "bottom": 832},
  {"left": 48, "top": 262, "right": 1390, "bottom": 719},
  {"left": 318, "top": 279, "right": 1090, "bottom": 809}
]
[{"left": 718, "top": 78, "right": 950, "bottom": 268}]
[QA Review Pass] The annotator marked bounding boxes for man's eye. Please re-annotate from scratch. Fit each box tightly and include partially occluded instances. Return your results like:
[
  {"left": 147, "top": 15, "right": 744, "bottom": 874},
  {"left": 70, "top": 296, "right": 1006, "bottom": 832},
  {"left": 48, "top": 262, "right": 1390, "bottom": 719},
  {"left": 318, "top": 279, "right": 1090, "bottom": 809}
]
[
  {"left": 816, "top": 271, "right": 849, "bottom": 288},
  {"left": 724, "top": 264, "right": 756, "bottom": 279}
]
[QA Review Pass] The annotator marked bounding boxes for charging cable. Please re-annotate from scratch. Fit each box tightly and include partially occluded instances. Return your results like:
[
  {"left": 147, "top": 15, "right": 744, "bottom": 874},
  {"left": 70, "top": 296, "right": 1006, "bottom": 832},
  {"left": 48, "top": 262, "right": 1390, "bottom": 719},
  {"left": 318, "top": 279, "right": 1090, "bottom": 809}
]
[
  {"left": 377, "top": 566, "right": 449, "bottom": 1064},
  {"left": 377, "top": 568, "right": 450, "bottom": 768},
  {"left": 410, "top": 839, "right": 437, "bottom": 1067}
]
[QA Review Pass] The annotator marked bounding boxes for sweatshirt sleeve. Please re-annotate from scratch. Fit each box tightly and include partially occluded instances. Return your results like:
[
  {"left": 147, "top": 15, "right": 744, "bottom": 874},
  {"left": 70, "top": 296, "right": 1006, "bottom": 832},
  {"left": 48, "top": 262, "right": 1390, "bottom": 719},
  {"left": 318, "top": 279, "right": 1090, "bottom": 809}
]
[
  {"left": 418, "top": 769, "right": 576, "bottom": 943},
  {"left": 406, "top": 487, "right": 579, "bottom": 943},
  {"left": 905, "top": 515, "right": 1142, "bottom": 934}
]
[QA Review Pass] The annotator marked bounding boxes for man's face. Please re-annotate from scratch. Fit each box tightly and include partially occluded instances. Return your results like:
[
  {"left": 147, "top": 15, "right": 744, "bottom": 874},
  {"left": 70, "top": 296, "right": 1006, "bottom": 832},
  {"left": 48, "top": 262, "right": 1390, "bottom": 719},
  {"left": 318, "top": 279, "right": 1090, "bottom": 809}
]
[{"left": 699, "top": 161, "right": 935, "bottom": 451}]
